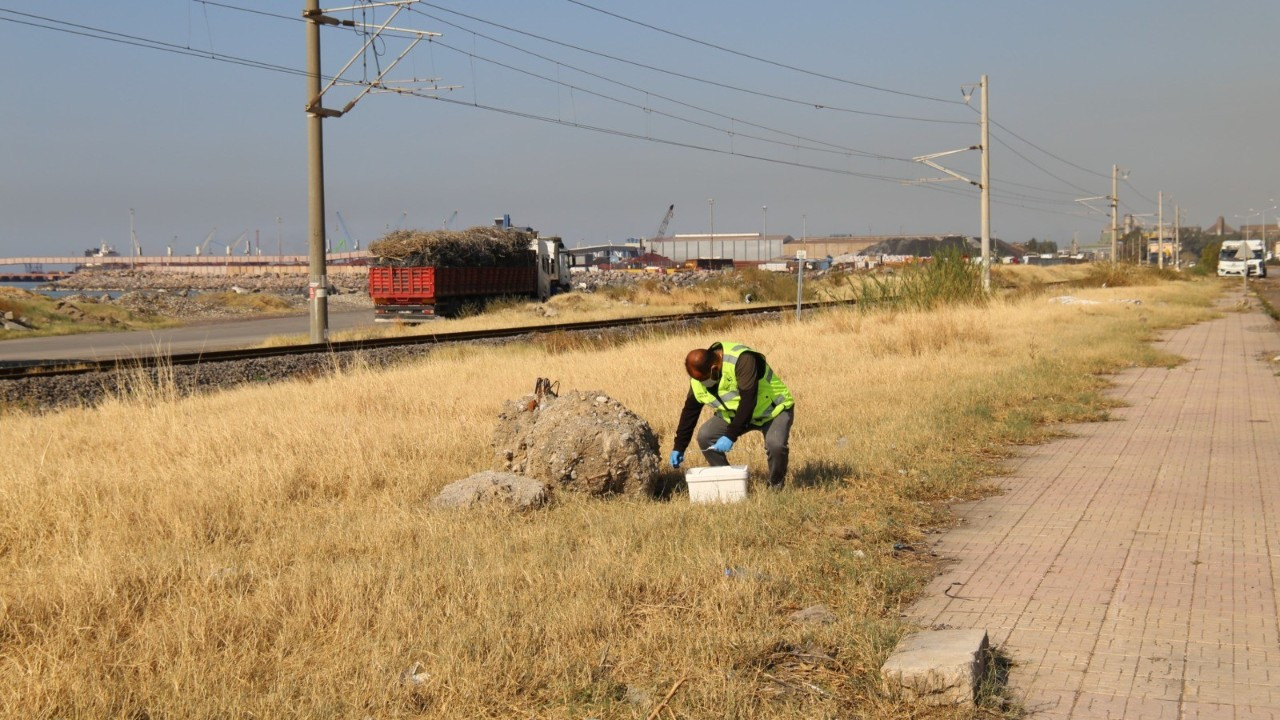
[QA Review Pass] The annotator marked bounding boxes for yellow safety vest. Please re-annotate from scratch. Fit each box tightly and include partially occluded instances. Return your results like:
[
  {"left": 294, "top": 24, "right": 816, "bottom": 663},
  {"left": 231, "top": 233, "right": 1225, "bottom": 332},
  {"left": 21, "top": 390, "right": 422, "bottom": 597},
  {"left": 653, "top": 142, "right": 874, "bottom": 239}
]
[{"left": 689, "top": 341, "right": 794, "bottom": 426}]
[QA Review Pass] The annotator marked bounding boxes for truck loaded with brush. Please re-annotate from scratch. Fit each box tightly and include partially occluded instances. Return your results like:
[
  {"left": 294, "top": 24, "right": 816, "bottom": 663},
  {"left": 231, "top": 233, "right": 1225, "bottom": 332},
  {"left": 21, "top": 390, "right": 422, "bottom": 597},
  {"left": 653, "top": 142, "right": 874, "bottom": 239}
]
[{"left": 367, "top": 217, "right": 573, "bottom": 321}]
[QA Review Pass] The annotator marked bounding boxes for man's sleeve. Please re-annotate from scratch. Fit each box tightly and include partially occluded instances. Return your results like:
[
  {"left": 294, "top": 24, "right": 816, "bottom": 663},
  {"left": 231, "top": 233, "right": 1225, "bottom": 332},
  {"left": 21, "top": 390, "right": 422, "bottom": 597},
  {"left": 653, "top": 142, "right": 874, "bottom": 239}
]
[
  {"left": 724, "top": 352, "right": 760, "bottom": 440},
  {"left": 672, "top": 389, "right": 703, "bottom": 452}
]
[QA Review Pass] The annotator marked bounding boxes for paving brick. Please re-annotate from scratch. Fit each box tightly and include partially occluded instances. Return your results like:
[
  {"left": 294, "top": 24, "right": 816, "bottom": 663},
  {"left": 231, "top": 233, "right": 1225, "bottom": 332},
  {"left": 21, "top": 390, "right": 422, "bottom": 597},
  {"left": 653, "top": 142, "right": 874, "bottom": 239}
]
[{"left": 907, "top": 293, "right": 1280, "bottom": 718}]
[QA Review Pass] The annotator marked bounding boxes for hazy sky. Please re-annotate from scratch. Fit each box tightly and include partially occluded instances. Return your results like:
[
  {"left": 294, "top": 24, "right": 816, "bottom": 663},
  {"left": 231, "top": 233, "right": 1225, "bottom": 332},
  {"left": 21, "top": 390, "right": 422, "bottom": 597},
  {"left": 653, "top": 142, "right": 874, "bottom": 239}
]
[{"left": 2, "top": 1, "right": 1277, "bottom": 258}]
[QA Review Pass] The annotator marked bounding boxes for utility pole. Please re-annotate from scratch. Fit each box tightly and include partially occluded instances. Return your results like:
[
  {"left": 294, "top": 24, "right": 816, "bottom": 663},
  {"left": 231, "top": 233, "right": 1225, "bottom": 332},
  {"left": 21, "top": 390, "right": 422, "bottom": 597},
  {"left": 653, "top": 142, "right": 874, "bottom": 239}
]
[
  {"left": 1157, "top": 191, "right": 1164, "bottom": 269},
  {"left": 304, "top": 0, "right": 329, "bottom": 343},
  {"left": 708, "top": 198, "right": 715, "bottom": 261},
  {"left": 299, "top": 1, "right": 441, "bottom": 341},
  {"left": 1174, "top": 205, "right": 1181, "bottom": 269},
  {"left": 129, "top": 208, "right": 137, "bottom": 270},
  {"left": 762, "top": 205, "right": 767, "bottom": 263},
  {"left": 1111, "top": 164, "right": 1119, "bottom": 262},
  {"left": 911, "top": 75, "right": 991, "bottom": 292},
  {"left": 979, "top": 74, "right": 991, "bottom": 293}
]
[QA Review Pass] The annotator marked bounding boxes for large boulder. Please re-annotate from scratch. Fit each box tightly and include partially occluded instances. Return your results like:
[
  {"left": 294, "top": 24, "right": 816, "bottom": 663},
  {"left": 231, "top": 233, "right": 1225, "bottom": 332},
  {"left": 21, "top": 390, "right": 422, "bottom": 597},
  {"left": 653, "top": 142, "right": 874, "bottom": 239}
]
[
  {"left": 433, "top": 471, "right": 551, "bottom": 510},
  {"left": 494, "top": 390, "right": 660, "bottom": 496}
]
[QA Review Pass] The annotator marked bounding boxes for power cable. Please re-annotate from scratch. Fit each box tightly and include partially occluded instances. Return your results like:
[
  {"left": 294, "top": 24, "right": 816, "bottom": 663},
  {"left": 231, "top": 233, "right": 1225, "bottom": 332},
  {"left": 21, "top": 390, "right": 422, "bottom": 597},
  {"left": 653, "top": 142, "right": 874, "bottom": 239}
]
[
  {"left": 5, "top": 6, "right": 1091, "bottom": 226},
  {"left": 0, "top": 9, "right": 310, "bottom": 78},
  {"left": 988, "top": 117, "right": 1112, "bottom": 180},
  {"left": 1122, "top": 178, "right": 1157, "bottom": 206},
  {"left": 427, "top": 36, "right": 910, "bottom": 163},
  {"left": 563, "top": 0, "right": 966, "bottom": 106},
  {"left": 989, "top": 132, "right": 1097, "bottom": 196},
  {"left": 410, "top": 10, "right": 918, "bottom": 159},
  {"left": 411, "top": 3, "right": 972, "bottom": 125}
]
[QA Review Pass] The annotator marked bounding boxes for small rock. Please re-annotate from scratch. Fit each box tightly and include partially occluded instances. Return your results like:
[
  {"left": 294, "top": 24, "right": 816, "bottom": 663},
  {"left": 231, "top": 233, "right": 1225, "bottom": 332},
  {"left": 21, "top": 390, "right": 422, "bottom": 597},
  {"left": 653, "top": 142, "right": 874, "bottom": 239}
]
[
  {"left": 881, "top": 629, "right": 989, "bottom": 707},
  {"left": 433, "top": 471, "right": 551, "bottom": 510},
  {"left": 399, "top": 661, "right": 430, "bottom": 685},
  {"left": 789, "top": 604, "right": 838, "bottom": 625}
]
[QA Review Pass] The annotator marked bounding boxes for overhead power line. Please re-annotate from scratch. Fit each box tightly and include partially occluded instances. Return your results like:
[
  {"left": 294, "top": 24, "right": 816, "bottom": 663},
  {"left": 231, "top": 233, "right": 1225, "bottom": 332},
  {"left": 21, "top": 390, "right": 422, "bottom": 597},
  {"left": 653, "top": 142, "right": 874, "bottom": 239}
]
[
  {"left": 988, "top": 117, "right": 1112, "bottom": 180},
  {"left": 411, "top": 4, "right": 971, "bottom": 125},
  {"left": 1123, "top": 178, "right": 1157, "bottom": 206},
  {"left": 563, "top": 0, "right": 966, "bottom": 106},
  {"left": 427, "top": 37, "right": 916, "bottom": 164},
  {"left": 4, "top": 5, "right": 1095, "bottom": 226},
  {"left": 989, "top": 132, "right": 1097, "bottom": 197},
  {"left": 408, "top": 14, "right": 909, "bottom": 160},
  {"left": 0, "top": 8, "right": 310, "bottom": 78}
]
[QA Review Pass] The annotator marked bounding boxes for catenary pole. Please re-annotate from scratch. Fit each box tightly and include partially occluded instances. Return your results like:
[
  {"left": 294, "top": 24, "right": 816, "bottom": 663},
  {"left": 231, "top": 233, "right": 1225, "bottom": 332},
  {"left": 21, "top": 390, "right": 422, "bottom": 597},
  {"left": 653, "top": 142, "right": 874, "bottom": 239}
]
[
  {"left": 1157, "top": 191, "right": 1164, "bottom": 269},
  {"left": 979, "top": 75, "right": 991, "bottom": 292},
  {"left": 305, "top": 0, "right": 329, "bottom": 343},
  {"left": 762, "top": 205, "right": 767, "bottom": 263},
  {"left": 1111, "top": 164, "right": 1119, "bottom": 262},
  {"left": 1174, "top": 205, "right": 1181, "bottom": 269}
]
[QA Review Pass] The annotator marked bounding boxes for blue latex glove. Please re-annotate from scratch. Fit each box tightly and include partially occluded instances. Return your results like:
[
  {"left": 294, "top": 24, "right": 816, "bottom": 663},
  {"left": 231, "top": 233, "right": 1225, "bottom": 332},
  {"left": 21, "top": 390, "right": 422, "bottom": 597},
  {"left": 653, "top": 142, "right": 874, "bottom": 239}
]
[
  {"left": 669, "top": 450, "right": 684, "bottom": 468},
  {"left": 710, "top": 436, "right": 735, "bottom": 453}
]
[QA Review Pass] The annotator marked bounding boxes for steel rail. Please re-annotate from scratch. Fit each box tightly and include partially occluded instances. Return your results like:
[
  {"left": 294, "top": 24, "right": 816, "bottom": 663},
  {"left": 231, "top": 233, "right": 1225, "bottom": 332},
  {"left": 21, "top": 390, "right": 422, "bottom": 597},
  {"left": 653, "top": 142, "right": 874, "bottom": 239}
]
[{"left": 0, "top": 300, "right": 854, "bottom": 381}]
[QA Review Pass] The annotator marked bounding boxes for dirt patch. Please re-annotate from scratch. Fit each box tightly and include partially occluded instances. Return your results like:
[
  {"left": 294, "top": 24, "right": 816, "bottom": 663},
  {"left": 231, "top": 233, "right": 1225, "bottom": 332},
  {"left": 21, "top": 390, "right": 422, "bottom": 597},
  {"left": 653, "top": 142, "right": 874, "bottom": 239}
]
[
  {"left": 1252, "top": 275, "right": 1280, "bottom": 322},
  {"left": 494, "top": 388, "right": 660, "bottom": 496}
]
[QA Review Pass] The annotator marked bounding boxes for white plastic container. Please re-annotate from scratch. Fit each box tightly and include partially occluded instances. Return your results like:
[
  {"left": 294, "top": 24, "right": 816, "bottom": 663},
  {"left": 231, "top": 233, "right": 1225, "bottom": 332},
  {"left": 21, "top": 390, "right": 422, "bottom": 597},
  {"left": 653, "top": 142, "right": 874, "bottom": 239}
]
[{"left": 685, "top": 465, "right": 749, "bottom": 504}]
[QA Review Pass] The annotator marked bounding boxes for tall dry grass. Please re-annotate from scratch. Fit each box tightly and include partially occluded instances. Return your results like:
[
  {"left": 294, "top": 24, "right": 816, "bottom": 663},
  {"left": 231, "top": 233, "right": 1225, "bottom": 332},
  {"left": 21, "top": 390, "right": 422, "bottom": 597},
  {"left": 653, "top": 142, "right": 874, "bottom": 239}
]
[{"left": 0, "top": 275, "right": 1221, "bottom": 718}]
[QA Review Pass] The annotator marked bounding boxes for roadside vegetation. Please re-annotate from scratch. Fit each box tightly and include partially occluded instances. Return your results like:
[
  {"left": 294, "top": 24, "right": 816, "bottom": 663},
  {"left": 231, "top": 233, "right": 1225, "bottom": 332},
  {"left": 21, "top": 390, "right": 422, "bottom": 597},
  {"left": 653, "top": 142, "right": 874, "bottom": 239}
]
[
  {"left": 258, "top": 268, "right": 841, "bottom": 347},
  {"left": 0, "top": 267, "right": 1223, "bottom": 718},
  {"left": 0, "top": 287, "right": 304, "bottom": 342},
  {"left": 0, "top": 286, "right": 173, "bottom": 340}
]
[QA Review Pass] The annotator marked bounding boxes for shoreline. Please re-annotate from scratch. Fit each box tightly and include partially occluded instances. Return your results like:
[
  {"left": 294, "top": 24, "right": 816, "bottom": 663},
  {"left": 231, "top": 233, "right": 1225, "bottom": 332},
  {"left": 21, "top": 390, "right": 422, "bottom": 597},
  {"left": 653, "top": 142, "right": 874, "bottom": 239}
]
[{"left": 47, "top": 268, "right": 368, "bottom": 295}]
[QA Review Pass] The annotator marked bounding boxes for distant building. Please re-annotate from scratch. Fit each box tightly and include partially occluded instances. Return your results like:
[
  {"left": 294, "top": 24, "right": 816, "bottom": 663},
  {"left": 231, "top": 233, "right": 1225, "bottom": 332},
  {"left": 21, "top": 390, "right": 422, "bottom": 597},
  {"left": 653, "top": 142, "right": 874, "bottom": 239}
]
[
  {"left": 783, "top": 235, "right": 881, "bottom": 258},
  {"left": 1207, "top": 216, "right": 1235, "bottom": 235},
  {"left": 567, "top": 242, "right": 641, "bottom": 267},
  {"left": 1237, "top": 223, "right": 1279, "bottom": 240},
  {"left": 647, "top": 233, "right": 789, "bottom": 263}
]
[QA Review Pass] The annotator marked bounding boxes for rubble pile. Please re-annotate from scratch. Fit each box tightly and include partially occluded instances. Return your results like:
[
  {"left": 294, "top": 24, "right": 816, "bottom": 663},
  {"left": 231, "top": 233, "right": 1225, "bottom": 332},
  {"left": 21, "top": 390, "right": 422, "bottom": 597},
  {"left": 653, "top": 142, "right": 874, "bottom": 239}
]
[
  {"left": 571, "top": 270, "right": 724, "bottom": 293},
  {"left": 368, "top": 226, "right": 533, "bottom": 268},
  {"left": 493, "top": 388, "right": 660, "bottom": 497},
  {"left": 52, "top": 270, "right": 368, "bottom": 295},
  {"left": 53, "top": 289, "right": 369, "bottom": 320}
]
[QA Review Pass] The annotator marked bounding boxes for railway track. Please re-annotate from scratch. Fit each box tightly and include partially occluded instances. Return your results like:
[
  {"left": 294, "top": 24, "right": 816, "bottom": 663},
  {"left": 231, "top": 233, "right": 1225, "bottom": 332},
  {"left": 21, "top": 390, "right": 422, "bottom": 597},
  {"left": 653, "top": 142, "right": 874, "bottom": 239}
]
[{"left": 0, "top": 300, "right": 854, "bottom": 381}]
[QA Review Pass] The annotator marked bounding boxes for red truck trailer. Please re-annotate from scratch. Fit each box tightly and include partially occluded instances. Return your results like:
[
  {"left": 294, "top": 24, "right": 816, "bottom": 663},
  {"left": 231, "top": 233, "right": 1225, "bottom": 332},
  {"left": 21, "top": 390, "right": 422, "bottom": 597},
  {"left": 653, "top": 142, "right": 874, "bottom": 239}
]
[{"left": 369, "top": 237, "right": 573, "bottom": 321}]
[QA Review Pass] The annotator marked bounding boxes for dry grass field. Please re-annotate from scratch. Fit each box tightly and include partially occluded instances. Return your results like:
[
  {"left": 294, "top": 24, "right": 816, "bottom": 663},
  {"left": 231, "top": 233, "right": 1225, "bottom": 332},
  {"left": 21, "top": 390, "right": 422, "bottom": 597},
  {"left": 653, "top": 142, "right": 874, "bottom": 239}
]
[{"left": 0, "top": 269, "right": 1222, "bottom": 719}]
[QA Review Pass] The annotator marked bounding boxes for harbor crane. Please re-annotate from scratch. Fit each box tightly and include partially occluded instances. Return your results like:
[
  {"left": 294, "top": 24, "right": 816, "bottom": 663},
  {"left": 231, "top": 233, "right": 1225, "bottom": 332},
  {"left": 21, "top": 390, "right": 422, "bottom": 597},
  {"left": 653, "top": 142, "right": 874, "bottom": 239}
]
[
  {"left": 441, "top": 209, "right": 458, "bottom": 230},
  {"left": 332, "top": 211, "right": 359, "bottom": 252},
  {"left": 226, "top": 230, "right": 251, "bottom": 256},
  {"left": 195, "top": 228, "right": 217, "bottom": 256},
  {"left": 645, "top": 204, "right": 674, "bottom": 254}
]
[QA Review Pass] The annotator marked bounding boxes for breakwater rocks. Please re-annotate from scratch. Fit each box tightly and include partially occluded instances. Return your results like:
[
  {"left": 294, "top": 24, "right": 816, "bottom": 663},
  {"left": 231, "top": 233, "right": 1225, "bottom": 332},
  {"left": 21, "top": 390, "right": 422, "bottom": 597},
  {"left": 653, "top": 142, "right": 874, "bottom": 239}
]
[{"left": 51, "top": 270, "right": 368, "bottom": 294}]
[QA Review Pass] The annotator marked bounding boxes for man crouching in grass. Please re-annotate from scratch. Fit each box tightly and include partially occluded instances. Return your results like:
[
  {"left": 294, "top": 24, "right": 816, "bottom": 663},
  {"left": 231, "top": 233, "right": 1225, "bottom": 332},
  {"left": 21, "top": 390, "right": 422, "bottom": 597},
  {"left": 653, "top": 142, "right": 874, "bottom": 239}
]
[{"left": 669, "top": 341, "right": 795, "bottom": 488}]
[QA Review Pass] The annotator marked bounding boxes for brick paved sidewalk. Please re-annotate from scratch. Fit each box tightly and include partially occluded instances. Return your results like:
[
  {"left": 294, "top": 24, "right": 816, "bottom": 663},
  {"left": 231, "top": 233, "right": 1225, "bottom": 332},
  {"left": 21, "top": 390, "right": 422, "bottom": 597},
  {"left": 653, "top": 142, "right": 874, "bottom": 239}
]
[{"left": 910, "top": 294, "right": 1280, "bottom": 719}]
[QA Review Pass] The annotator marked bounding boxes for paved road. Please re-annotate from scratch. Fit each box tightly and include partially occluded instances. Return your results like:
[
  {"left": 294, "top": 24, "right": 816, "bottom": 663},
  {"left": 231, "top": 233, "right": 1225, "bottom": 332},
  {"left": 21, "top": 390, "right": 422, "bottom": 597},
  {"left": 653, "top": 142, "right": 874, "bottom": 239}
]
[
  {"left": 911, "top": 289, "right": 1280, "bottom": 719},
  {"left": 0, "top": 310, "right": 376, "bottom": 362}
]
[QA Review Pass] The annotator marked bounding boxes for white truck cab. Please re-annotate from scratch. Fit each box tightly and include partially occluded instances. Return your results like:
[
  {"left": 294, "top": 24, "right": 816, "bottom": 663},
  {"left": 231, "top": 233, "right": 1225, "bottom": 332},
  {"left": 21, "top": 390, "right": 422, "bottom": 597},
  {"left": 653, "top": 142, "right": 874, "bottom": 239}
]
[
  {"left": 534, "top": 237, "right": 574, "bottom": 301},
  {"left": 1218, "top": 239, "right": 1266, "bottom": 278}
]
